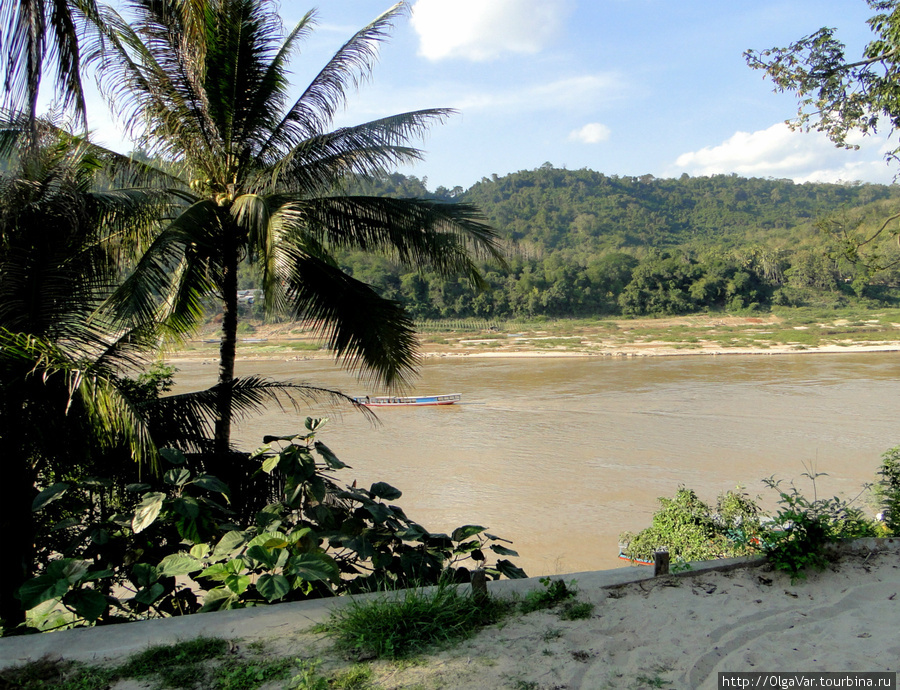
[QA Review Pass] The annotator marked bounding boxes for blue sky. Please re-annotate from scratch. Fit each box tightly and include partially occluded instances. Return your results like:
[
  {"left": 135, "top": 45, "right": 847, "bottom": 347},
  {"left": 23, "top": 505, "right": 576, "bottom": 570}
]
[{"left": 86, "top": 0, "right": 898, "bottom": 191}]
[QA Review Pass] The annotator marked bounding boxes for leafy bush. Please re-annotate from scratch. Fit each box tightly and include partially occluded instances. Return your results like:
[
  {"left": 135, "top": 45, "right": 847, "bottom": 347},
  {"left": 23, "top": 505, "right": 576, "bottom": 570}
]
[
  {"left": 13, "top": 419, "right": 526, "bottom": 633},
  {"left": 874, "top": 446, "right": 900, "bottom": 534},
  {"left": 618, "top": 487, "right": 763, "bottom": 563},
  {"left": 761, "top": 472, "right": 878, "bottom": 582}
]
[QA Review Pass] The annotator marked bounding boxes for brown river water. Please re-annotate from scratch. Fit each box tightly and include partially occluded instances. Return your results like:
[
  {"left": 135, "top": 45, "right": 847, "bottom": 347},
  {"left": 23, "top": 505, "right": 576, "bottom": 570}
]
[{"left": 170, "top": 352, "right": 900, "bottom": 577}]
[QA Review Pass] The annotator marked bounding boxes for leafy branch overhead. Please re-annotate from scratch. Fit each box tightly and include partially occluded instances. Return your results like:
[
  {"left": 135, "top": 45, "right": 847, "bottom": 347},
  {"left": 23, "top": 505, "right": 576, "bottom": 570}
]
[{"left": 746, "top": 1, "right": 900, "bottom": 164}]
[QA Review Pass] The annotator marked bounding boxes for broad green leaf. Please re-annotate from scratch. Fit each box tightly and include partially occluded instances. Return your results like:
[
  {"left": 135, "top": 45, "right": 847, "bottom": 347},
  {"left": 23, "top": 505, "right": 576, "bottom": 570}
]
[
  {"left": 452, "top": 525, "right": 486, "bottom": 542},
  {"left": 495, "top": 559, "right": 528, "bottom": 579},
  {"left": 224, "top": 573, "right": 251, "bottom": 596},
  {"left": 305, "top": 417, "right": 327, "bottom": 431},
  {"left": 125, "top": 483, "right": 152, "bottom": 493},
  {"left": 164, "top": 468, "right": 191, "bottom": 487},
  {"left": 88, "top": 528, "right": 109, "bottom": 546},
  {"left": 369, "top": 482, "right": 402, "bottom": 501},
  {"left": 32, "top": 483, "right": 70, "bottom": 512},
  {"left": 344, "top": 535, "right": 374, "bottom": 559},
  {"left": 158, "top": 554, "right": 203, "bottom": 577},
  {"left": 172, "top": 496, "right": 201, "bottom": 520},
  {"left": 489, "top": 544, "right": 520, "bottom": 557},
  {"left": 64, "top": 589, "right": 108, "bottom": 621},
  {"left": 257, "top": 574, "right": 291, "bottom": 602},
  {"left": 131, "top": 563, "right": 160, "bottom": 588},
  {"left": 213, "top": 531, "right": 247, "bottom": 559},
  {"left": 249, "top": 444, "right": 273, "bottom": 459},
  {"left": 287, "top": 527, "right": 314, "bottom": 545},
  {"left": 199, "top": 563, "right": 229, "bottom": 581},
  {"left": 160, "top": 448, "right": 187, "bottom": 465},
  {"left": 199, "top": 587, "right": 240, "bottom": 612},
  {"left": 364, "top": 502, "right": 394, "bottom": 524},
  {"left": 82, "top": 569, "right": 114, "bottom": 583},
  {"left": 262, "top": 434, "right": 300, "bottom": 443},
  {"left": 263, "top": 538, "right": 289, "bottom": 549},
  {"left": 289, "top": 553, "right": 338, "bottom": 582},
  {"left": 453, "top": 540, "right": 482, "bottom": 554},
  {"left": 17, "top": 574, "right": 70, "bottom": 610},
  {"left": 190, "top": 543, "right": 209, "bottom": 559},
  {"left": 192, "top": 474, "right": 230, "bottom": 496},
  {"left": 314, "top": 441, "right": 346, "bottom": 469},
  {"left": 261, "top": 455, "right": 280, "bottom": 474},
  {"left": 50, "top": 517, "right": 80, "bottom": 532},
  {"left": 395, "top": 524, "right": 429, "bottom": 541},
  {"left": 308, "top": 476, "right": 326, "bottom": 503},
  {"left": 133, "top": 583, "right": 166, "bottom": 606},
  {"left": 246, "top": 545, "right": 277, "bottom": 569},
  {"left": 246, "top": 531, "right": 287, "bottom": 549},
  {"left": 59, "top": 560, "right": 90, "bottom": 584},
  {"left": 132, "top": 492, "right": 166, "bottom": 533}
]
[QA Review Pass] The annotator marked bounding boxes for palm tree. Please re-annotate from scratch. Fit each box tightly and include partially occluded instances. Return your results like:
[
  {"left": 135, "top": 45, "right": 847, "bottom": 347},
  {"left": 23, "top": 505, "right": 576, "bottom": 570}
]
[
  {"left": 90, "top": 0, "right": 503, "bottom": 455},
  {"left": 0, "top": 0, "right": 101, "bottom": 125},
  {"left": 0, "top": 118, "right": 175, "bottom": 627}
]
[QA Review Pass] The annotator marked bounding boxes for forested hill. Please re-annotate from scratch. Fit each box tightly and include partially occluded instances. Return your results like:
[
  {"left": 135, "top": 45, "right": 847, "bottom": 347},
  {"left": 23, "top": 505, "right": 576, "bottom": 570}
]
[
  {"left": 357, "top": 167, "right": 900, "bottom": 255},
  {"left": 328, "top": 168, "right": 900, "bottom": 320}
]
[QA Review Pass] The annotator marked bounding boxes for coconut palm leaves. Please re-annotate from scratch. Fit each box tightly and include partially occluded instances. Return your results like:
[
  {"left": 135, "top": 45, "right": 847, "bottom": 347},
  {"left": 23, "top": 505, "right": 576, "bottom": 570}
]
[
  {"left": 0, "top": 0, "right": 100, "bottom": 124},
  {"left": 90, "top": 0, "right": 502, "bottom": 453}
]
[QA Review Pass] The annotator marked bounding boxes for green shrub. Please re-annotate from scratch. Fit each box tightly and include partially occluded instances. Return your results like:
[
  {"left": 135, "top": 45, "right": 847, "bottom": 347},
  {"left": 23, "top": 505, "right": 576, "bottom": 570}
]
[
  {"left": 619, "top": 487, "right": 763, "bottom": 563},
  {"left": 761, "top": 471, "right": 878, "bottom": 582}
]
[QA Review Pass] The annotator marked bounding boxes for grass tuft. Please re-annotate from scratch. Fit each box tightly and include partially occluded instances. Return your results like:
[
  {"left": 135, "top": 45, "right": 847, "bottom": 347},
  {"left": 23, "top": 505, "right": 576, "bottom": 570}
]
[{"left": 327, "top": 583, "right": 509, "bottom": 660}]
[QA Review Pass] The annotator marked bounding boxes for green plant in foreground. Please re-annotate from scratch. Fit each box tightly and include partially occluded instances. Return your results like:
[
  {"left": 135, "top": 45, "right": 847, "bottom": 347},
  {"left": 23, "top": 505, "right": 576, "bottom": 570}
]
[
  {"left": 618, "top": 487, "right": 763, "bottom": 564},
  {"left": 0, "top": 637, "right": 297, "bottom": 690},
  {"left": 559, "top": 600, "right": 594, "bottom": 621},
  {"left": 761, "top": 470, "right": 878, "bottom": 582},
  {"left": 0, "top": 658, "right": 117, "bottom": 690},
  {"left": 327, "top": 582, "right": 509, "bottom": 660},
  {"left": 17, "top": 418, "right": 526, "bottom": 633},
  {"left": 520, "top": 577, "right": 576, "bottom": 614}
]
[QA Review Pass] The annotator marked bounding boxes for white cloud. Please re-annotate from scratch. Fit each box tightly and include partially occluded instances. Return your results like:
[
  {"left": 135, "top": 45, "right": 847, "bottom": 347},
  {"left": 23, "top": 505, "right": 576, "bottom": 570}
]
[
  {"left": 410, "top": 0, "right": 572, "bottom": 61},
  {"left": 674, "top": 123, "right": 896, "bottom": 184},
  {"left": 569, "top": 122, "right": 611, "bottom": 144}
]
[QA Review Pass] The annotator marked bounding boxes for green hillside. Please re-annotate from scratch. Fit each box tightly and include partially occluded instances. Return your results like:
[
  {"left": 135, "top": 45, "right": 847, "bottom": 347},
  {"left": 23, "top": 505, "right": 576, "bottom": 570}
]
[{"left": 334, "top": 167, "right": 900, "bottom": 319}]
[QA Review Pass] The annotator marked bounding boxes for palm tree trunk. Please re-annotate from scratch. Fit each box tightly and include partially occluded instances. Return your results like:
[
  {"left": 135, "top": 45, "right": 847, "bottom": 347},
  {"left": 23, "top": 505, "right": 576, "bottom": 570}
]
[
  {"left": 214, "top": 222, "right": 240, "bottom": 456},
  {"left": 0, "top": 407, "right": 36, "bottom": 629}
]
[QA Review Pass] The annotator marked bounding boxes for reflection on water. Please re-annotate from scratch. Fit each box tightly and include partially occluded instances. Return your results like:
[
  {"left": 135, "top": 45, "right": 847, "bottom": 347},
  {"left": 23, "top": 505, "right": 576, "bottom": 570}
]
[{"left": 170, "top": 353, "right": 900, "bottom": 576}]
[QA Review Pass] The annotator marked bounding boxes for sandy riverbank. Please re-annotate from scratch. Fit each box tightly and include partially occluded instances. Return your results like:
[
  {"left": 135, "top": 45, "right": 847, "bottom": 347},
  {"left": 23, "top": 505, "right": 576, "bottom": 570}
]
[{"left": 164, "top": 314, "right": 900, "bottom": 365}]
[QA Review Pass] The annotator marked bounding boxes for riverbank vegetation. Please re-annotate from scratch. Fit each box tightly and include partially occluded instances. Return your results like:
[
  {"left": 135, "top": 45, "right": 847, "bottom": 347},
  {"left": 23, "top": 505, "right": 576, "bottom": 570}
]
[{"left": 619, "top": 448, "right": 900, "bottom": 580}]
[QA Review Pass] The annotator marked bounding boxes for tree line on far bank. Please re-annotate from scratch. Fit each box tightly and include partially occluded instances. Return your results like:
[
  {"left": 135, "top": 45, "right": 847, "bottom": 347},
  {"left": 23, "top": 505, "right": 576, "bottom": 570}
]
[{"left": 326, "top": 168, "right": 900, "bottom": 320}]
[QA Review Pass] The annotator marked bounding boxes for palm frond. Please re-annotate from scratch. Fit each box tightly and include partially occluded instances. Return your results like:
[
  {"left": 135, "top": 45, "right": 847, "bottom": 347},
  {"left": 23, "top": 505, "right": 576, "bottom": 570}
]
[
  {"left": 0, "top": 0, "right": 97, "bottom": 123},
  {"left": 275, "top": 241, "right": 419, "bottom": 387},
  {"left": 145, "top": 376, "right": 368, "bottom": 452},
  {"left": 258, "top": 2, "right": 406, "bottom": 158},
  {"left": 0, "top": 327, "right": 157, "bottom": 468},
  {"left": 260, "top": 109, "right": 453, "bottom": 192},
  {"left": 273, "top": 195, "right": 504, "bottom": 286},
  {"left": 99, "top": 198, "right": 221, "bottom": 339}
]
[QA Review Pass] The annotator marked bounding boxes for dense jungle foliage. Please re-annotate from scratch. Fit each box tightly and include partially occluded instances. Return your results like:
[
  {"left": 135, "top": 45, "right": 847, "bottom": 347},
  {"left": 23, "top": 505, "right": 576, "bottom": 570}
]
[{"left": 335, "top": 167, "right": 900, "bottom": 319}]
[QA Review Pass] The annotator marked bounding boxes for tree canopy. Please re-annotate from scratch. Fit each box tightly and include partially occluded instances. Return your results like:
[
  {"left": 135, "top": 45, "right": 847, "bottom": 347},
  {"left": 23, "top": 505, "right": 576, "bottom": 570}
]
[
  {"left": 90, "top": 0, "right": 502, "bottom": 452},
  {"left": 745, "top": 0, "right": 900, "bottom": 167}
]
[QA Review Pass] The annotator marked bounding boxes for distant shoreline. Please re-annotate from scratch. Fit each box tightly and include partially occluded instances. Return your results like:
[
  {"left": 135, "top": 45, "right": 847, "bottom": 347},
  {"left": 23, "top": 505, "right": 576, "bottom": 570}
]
[
  {"left": 164, "top": 339, "right": 900, "bottom": 366},
  {"left": 163, "top": 312, "right": 900, "bottom": 365}
]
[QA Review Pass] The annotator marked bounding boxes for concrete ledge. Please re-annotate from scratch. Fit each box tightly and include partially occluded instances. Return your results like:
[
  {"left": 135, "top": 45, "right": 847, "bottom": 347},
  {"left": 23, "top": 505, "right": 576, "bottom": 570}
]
[{"left": 3, "top": 538, "right": 899, "bottom": 669}]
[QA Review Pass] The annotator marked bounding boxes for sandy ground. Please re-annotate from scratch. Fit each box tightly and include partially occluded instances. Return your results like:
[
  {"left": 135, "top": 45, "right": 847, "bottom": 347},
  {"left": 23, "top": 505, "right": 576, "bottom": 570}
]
[
  {"left": 276, "top": 548, "right": 900, "bottom": 690},
  {"left": 5, "top": 544, "right": 898, "bottom": 689},
  {"left": 165, "top": 315, "right": 900, "bottom": 365}
]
